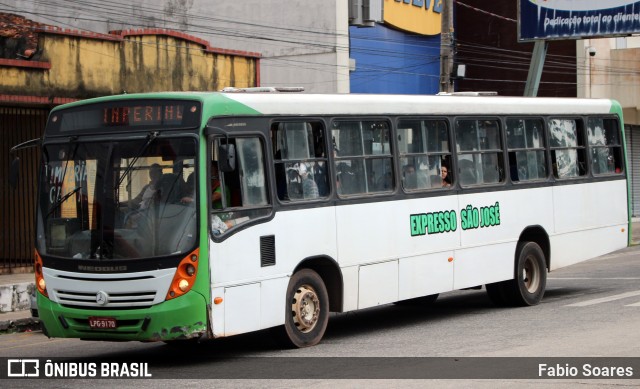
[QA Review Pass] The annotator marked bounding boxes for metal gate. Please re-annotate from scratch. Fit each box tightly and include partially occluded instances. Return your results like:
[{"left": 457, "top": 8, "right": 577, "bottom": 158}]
[
  {"left": 0, "top": 107, "right": 48, "bottom": 273},
  {"left": 625, "top": 125, "right": 640, "bottom": 218}
]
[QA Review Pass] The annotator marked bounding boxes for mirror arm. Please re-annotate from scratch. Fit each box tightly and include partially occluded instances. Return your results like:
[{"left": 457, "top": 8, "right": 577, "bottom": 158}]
[{"left": 10, "top": 138, "right": 41, "bottom": 154}]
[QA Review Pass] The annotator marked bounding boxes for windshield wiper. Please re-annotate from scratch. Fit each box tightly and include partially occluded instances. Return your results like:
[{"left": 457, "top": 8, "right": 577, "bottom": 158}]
[
  {"left": 116, "top": 131, "right": 159, "bottom": 189},
  {"left": 46, "top": 186, "right": 82, "bottom": 217}
]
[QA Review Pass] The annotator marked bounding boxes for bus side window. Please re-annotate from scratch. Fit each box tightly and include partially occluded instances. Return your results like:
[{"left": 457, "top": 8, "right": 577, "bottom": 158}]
[
  {"left": 549, "top": 118, "right": 587, "bottom": 179},
  {"left": 211, "top": 137, "right": 271, "bottom": 236},
  {"left": 506, "top": 118, "right": 547, "bottom": 182},
  {"left": 237, "top": 138, "right": 268, "bottom": 206},
  {"left": 455, "top": 119, "right": 504, "bottom": 187},
  {"left": 397, "top": 119, "right": 451, "bottom": 190},
  {"left": 588, "top": 117, "right": 623, "bottom": 175},
  {"left": 332, "top": 120, "right": 393, "bottom": 195},
  {"left": 271, "top": 121, "right": 329, "bottom": 201}
]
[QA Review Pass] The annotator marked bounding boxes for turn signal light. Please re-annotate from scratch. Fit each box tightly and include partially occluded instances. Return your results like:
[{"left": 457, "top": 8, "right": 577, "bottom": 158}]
[
  {"left": 166, "top": 248, "right": 200, "bottom": 301},
  {"left": 34, "top": 250, "right": 48, "bottom": 297}
]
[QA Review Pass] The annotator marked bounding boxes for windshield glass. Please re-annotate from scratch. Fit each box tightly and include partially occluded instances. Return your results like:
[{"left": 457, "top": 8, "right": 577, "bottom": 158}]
[{"left": 36, "top": 137, "right": 198, "bottom": 260}]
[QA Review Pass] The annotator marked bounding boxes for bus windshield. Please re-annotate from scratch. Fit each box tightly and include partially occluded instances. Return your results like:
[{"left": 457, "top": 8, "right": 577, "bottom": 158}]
[{"left": 36, "top": 136, "right": 197, "bottom": 260}]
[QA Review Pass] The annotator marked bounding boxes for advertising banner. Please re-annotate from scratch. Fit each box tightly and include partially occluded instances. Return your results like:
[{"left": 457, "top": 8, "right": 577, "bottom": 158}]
[
  {"left": 384, "top": 0, "right": 442, "bottom": 35},
  {"left": 519, "top": 0, "right": 640, "bottom": 41}
]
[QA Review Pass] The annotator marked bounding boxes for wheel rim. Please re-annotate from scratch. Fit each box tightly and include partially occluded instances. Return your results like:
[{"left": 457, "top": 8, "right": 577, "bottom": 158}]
[
  {"left": 291, "top": 285, "right": 320, "bottom": 333},
  {"left": 522, "top": 254, "right": 541, "bottom": 293}
]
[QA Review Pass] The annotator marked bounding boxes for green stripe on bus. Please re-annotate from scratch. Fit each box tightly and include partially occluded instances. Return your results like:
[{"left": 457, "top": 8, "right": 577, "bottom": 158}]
[
  {"left": 201, "top": 94, "right": 262, "bottom": 118},
  {"left": 610, "top": 99, "right": 632, "bottom": 246}
]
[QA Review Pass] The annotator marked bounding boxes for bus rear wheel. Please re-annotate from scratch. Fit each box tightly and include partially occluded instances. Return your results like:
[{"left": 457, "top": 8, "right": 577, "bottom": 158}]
[
  {"left": 486, "top": 241, "right": 547, "bottom": 307},
  {"left": 280, "top": 269, "right": 329, "bottom": 348}
]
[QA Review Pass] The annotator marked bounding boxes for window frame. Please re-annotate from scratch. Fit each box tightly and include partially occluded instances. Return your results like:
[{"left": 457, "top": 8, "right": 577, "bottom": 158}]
[
  {"left": 396, "top": 117, "right": 453, "bottom": 192},
  {"left": 207, "top": 133, "right": 273, "bottom": 239},
  {"left": 454, "top": 117, "right": 505, "bottom": 187},
  {"left": 505, "top": 117, "right": 549, "bottom": 183},
  {"left": 331, "top": 118, "right": 395, "bottom": 197},
  {"left": 270, "top": 119, "right": 330, "bottom": 203},
  {"left": 587, "top": 116, "right": 624, "bottom": 177},
  {"left": 548, "top": 117, "right": 587, "bottom": 180}
]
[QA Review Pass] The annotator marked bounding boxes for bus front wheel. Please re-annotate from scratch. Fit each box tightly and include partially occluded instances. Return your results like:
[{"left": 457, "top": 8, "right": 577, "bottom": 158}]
[{"left": 281, "top": 269, "right": 329, "bottom": 348}]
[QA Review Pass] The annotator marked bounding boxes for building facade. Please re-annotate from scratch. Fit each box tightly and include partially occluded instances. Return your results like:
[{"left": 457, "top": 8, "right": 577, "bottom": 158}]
[{"left": 12, "top": 0, "right": 350, "bottom": 93}]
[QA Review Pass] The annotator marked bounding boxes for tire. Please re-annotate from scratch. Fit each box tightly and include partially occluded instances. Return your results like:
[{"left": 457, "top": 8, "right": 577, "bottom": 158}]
[
  {"left": 279, "top": 269, "right": 329, "bottom": 348},
  {"left": 502, "top": 241, "right": 547, "bottom": 306}
]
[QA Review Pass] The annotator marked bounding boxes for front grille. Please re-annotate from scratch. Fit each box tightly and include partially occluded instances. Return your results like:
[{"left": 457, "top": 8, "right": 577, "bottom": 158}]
[
  {"left": 45, "top": 267, "right": 175, "bottom": 310},
  {"left": 57, "top": 290, "right": 156, "bottom": 309}
]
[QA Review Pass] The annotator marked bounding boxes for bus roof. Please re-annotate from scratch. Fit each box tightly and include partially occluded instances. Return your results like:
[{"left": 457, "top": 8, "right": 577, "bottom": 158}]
[{"left": 52, "top": 92, "right": 619, "bottom": 117}]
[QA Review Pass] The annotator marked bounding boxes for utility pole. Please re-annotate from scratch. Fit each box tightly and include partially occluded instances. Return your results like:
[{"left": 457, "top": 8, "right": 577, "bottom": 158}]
[
  {"left": 523, "top": 40, "right": 548, "bottom": 97},
  {"left": 439, "top": 0, "right": 454, "bottom": 93}
]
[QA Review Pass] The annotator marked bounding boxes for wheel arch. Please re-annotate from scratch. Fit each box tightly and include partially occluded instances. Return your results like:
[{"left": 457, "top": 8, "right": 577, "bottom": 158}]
[
  {"left": 517, "top": 225, "right": 551, "bottom": 270},
  {"left": 293, "top": 255, "right": 343, "bottom": 313}
]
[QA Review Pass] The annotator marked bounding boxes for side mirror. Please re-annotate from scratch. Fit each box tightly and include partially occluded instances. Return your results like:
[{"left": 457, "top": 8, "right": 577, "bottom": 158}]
[
  {"left": 218, "top": 144, "right": 236, "bottom": 172},
  {"left": 9, "top": 157, "right": 20, "bottom": 189}
]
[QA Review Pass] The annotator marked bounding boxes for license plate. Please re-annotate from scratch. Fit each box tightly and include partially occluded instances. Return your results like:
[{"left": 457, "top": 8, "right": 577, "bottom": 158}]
[{"left": 88, "top": 316, "right": 117, "bottom": 329}]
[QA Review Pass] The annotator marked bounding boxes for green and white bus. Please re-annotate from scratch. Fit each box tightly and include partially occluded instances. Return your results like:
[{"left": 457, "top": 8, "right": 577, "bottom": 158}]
[{"left": 13, "top": 91, "right": 629, "bottom": 347}]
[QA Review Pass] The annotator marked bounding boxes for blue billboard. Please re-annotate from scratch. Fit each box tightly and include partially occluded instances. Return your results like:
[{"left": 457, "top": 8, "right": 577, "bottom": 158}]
[{"left": 519, "top": 0, "right": 640, "bottom": 41}]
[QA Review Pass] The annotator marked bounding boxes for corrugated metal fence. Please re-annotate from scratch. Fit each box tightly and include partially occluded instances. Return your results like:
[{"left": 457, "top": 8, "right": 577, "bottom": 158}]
[{"left": 0, "top": 107, "right": 48, "bottom": 273}]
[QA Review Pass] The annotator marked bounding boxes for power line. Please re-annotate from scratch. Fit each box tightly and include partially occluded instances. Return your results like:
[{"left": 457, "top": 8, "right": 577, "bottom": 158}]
[
  {"left": 455, "top": 1, "right": 516, "bottom": 23},
  {"left": 6, "top": 2, "right": 640, "bottom": 90}
]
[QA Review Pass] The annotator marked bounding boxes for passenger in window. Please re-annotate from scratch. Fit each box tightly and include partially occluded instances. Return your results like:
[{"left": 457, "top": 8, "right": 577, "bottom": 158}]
[
  {"left": 274, "top": 149, "right": 288, "bottom": 200},
  {"left": 441, "top": 164, "right": 452, "bottom": 187},
  {"left": 378, "top": 171, "right": 393, "bottom": 190},
  {"left": 333, "top": 146, "right": 345, "bottom": 193},
  {"left": 313, "top": 142, "right": 329, "bottom": 196},
  {"left": 211, "top": 214, "right": 233, "bottom": 235},
  {"left": 211, "top": 161, "right": 230, "bottom": 209},
  {"left": 298, "top": 163, "right": 319, "bottom": 199},
  {"left": 404, "top": 164, "right": 416, "bottom": 175},
  {"left": 128, "top": 163, "right": 162, "bottom": 211},
  {"left": 180, "top": 173, "right": 195, "bottom": 204},
  {"left": 403, "top": 164, "right": 417, "bottom": 189},
  {"left": 313, "top": 161, "right": 329, "bottom": 196},
  {"left": 123, "top": 163, "right": 162, "bottom": 228}
]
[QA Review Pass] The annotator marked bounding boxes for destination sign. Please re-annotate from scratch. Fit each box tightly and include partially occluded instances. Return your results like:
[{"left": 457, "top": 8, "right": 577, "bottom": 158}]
[
  {"left": 103, "top": 104, "right": 184, "bottom": 126},
  {"left": 47, "top": 99, "right": 201, "bottom": 135}
]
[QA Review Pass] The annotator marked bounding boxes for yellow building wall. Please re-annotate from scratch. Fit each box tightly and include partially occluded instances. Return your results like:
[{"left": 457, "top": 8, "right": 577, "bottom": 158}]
[{"left": 0, "top": 32, "right": 258, "bottom": 98}]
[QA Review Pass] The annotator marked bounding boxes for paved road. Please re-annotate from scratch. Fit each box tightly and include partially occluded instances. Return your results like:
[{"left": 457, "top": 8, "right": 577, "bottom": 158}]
[{"left": 2, "top": 245, "right": 640, "bottom": 387}]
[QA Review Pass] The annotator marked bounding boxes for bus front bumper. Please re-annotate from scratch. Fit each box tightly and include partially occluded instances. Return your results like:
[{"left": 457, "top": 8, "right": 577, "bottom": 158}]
[{"left": 37, "top": 291, "right": 208, "bottom": 342}]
